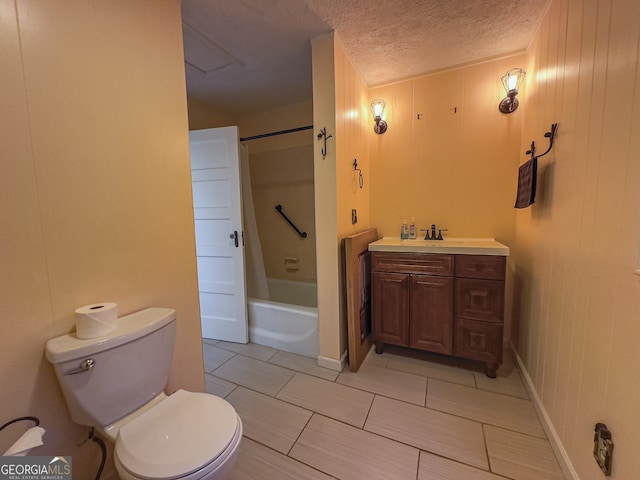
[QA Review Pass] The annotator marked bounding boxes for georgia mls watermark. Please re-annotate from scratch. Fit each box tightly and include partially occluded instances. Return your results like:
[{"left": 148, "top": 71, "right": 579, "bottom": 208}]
[{"left": 0, "top": 456, "right": 72, "bottom": 480}]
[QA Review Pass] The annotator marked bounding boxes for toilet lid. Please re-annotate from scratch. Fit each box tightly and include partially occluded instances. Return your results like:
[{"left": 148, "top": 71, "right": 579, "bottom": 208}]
[{"left": 115, "top": 389, "right": 238, "bottom": 480}]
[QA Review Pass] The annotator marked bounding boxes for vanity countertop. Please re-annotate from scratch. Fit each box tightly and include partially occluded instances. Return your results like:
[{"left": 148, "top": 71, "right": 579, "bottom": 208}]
[{"left": 368, "top": 237, "right": 509, "bottom": 256}]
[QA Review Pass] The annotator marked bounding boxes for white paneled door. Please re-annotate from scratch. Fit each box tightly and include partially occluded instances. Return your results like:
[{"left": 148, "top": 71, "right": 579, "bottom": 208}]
[{"left": 190, "top": 126, "right": 248, "bottom": 343}]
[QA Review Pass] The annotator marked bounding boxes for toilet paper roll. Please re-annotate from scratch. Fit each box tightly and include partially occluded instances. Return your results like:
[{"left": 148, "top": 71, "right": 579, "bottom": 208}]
[
  {"left": 3, "top": 426, "right": 46, "bottom": 456},
  {"left": 75, "top": 303, "right": 118, "bottom": 339}
]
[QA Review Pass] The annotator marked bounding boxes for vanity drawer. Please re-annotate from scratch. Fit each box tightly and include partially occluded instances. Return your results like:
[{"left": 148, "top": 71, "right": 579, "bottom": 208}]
[
  {"left": 455, "top": 278, "right": 504, "bottom": 323},
  {"left": 371, "top": 252, "right": 453, "bottom": 276},
  {"left": 453, "top": 318, "right": 503, "bottom": 364},
  {"left": 455, "top": 255, "right": 505, "bottom": 280}
]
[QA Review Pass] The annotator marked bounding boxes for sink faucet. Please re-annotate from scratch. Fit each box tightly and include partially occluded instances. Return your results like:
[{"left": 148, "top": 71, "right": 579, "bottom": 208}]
[
  {"left": 422, "top": 224, "right": 437, "bottom": 240},
  {"left": 422, "top": 224, "right": 447, "bottom": 240}
]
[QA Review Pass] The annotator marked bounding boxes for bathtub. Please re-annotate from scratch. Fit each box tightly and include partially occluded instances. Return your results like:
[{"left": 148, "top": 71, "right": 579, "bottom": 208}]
[{"left": 248, "top": 278, "right": 318, "bottom": 358}]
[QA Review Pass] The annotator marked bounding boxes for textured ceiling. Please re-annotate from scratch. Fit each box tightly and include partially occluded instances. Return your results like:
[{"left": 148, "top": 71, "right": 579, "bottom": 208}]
[{"left": 181, "top": 0, "right": 550, "bottom": 116}]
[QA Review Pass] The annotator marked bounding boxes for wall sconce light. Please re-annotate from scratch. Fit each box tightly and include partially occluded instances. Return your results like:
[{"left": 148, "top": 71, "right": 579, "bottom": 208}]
[
  {"left": 370, "top": 99, "right": 388, "bottom": 134},
  {"left": 498, "top": 68, "right": 526, "bottom": 114}
]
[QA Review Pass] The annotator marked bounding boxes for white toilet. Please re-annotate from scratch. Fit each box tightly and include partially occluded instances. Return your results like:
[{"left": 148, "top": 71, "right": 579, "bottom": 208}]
[{"left": 46, "top": 307, "right": 242, "bottom": 480}]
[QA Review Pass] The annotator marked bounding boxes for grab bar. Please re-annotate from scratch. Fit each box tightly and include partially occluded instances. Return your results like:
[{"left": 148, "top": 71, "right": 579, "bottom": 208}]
[{"left": 275, "top": 205, "right": 307, "bottom": 239}]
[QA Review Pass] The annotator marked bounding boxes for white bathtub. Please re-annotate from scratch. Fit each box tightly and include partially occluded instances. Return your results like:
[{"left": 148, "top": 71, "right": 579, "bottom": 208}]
[{"left": 248, "top": 278, "right": 318, "bottom": 357}]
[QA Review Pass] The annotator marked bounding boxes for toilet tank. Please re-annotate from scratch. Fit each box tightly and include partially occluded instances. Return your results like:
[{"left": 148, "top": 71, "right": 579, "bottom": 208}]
[{"left": 46, "top": 307, "right": 177, "bottom": 428}]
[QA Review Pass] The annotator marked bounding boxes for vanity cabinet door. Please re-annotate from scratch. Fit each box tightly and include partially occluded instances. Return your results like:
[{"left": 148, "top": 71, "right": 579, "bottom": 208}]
[
  {"left": 372, "top": 271, "right": 409, "bottom": 347},
  {"left": 410, "top": 275, "right": 453, "bottom": 354}
]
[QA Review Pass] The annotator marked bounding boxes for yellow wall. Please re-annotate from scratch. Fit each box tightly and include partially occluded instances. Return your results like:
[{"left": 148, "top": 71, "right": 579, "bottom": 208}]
[
  {"left": 514, "top": 0, "right": 640, "bottom": 478},
  {"left": 311, "top": 34, "right": 341, "bottom": 365},
  {"left": 368, "top": 56, "right": 524, "bottom": 339},
  {"left": 187, "top": 96, "right": 236, "bottom": 130},
  {"left": 368, "top": 57, "right": 523, "bottom": 241},
  {"left": 0, "top": 1, "right": 202, "bottom": 477},
  {"left": 334, "top": 36, "right": 372, "bottom": 355},
  {"left": 311, "top": 33, "right": 371, "bottom": 366}
]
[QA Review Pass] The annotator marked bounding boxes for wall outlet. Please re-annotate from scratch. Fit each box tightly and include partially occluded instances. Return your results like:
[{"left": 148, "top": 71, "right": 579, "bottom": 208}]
[{"left": 593, "top": 423, "right": 613, "bottom": 475}]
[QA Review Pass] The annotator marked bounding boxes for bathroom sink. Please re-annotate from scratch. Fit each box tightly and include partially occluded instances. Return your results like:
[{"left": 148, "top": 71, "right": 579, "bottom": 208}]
[
  {"left": 401, "top": 239, "right": 465, "bottom": 247},
  {"left": 368, "top": 237, "right": 509, "bottom": 256}
]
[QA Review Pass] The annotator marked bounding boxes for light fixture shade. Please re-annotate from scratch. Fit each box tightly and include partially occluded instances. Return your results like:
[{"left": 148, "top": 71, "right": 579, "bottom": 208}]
[
  {"left": 501, "top": 68, "right": 526, "bottom": 94},
  {"left": 370, "top": 99, "right": 388, "bottom": 134},
  {"left": 499, "top": 68, "right": 526, "bottom": 114},
  {"left": 370, "top": 99, "right": 386, "bottom": 119}
]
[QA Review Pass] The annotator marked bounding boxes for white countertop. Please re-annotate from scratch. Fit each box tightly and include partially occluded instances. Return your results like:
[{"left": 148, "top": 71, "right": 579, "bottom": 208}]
[{"left": 368, "top": 237, "right": 510, "bottom": 256}]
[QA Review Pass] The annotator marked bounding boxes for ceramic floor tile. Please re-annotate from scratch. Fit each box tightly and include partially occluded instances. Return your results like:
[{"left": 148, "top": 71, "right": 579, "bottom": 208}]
[
  {"left": 418, "top": 450, "right": 506, "bottom": 480},
  {"left": 215, "top": 341, "right": 278, "bottom": 361},
  {"left": 277, "top": 373, "right": 374, "bottom": 427},
  {"left": 202, "top": 338, "right": 219, "bottom": 346},
  {"left": 484, "top": 425, "right": 565, "bottom": 480},
  {"left": 212, "top": 354, "right": 295, "bottom": 396},
  {"left": 269, "top": 351, "right": 339, "bottom": 381},
  {"left": 427, "top": 379, "right": 545, "bottom": 437},
  {"left": 205, "top": 373, "right": 237, "bottom": 398},
  {"left": 290, "top": 414, "right": 419, "bottom": 480},
  {"left": 203, "top": 343, "right": 236, "bottom": 373},
  {"left": 226, "top": 387, "right": 312, "bottom": 454},
  {"left": 336, "top": 363, "right": 427, "bottom": 405},
  {"left": 474, "top": 367, "right": 529, "bottom": 399},
  {"left": 362, "top": 347, "right": 389, "bottom": 368},
  {"left": 385, "top": 353, "right": 476, "bottom": 387},
  {"left": 228, "top": 438, "right": 333, "bottom": 480},
  {"left": 365, "top": 395, "right": 489, "bottom": 470}
]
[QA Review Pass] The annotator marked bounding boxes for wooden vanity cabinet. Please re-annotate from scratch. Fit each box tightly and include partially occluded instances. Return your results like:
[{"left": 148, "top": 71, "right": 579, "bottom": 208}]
[{"left": 372, "top": 252, "right": 506, "bottom": 377}]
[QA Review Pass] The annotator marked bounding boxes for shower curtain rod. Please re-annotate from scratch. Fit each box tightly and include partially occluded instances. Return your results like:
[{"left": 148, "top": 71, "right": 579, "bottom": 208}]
[{"left": 239, "top": 125, "right": 313, "bottom": 142}]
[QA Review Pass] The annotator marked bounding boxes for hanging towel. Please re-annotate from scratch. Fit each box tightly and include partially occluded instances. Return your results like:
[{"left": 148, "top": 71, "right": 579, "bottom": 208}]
[{"left": 514, "top": 157, "right": 537, "bottom": 208}]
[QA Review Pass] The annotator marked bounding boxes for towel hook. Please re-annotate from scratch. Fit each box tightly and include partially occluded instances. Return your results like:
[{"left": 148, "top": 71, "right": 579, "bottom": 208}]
[
  {"left": 317, "top": 127, "right": 333, "bottom": 159},
  {"left": 353, "top": 159, "right": 364, "bottom": 189}
]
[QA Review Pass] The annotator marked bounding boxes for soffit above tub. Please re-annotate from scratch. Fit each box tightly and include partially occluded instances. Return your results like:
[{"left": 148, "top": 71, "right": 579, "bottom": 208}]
[{"left": 181, "top": 0, "right": 550, "bottom": 116}]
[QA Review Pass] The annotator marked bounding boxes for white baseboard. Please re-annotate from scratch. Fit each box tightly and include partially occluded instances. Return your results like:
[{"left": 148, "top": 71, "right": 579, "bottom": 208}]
[
  {"left": 510, "top": 341, "right": 579, "bottom": 480},
  {"left": 317, "top": 349, "right": 348, "bottom": 372}
]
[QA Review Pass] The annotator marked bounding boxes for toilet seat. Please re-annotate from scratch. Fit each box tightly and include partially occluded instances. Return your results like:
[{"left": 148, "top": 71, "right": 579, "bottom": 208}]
[{"left": 114, "top": 390, "right": 241, "bottom": 480}]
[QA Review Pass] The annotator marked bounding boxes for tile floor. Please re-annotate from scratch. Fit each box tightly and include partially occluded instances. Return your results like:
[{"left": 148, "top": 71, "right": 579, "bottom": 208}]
[{"left": 203, "top": 339, "right": 566, "bottom": 480}]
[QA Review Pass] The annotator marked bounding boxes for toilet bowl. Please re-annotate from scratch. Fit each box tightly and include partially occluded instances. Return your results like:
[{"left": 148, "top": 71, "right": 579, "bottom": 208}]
[
  {"left": 45, "top": 307, "right": 242, "bottom": 480},
  {"left": 112, "top": 390, "right": 242, "bottom": 480}
]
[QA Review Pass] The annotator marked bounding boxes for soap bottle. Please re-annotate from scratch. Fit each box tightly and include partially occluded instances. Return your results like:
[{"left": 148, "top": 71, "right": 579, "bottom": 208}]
[
  {"left": 408, "top": 217, "right": 417, "bottom": 239},
  {"left": 400, "top": 219, "right": 409, "bottom": 239}
]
